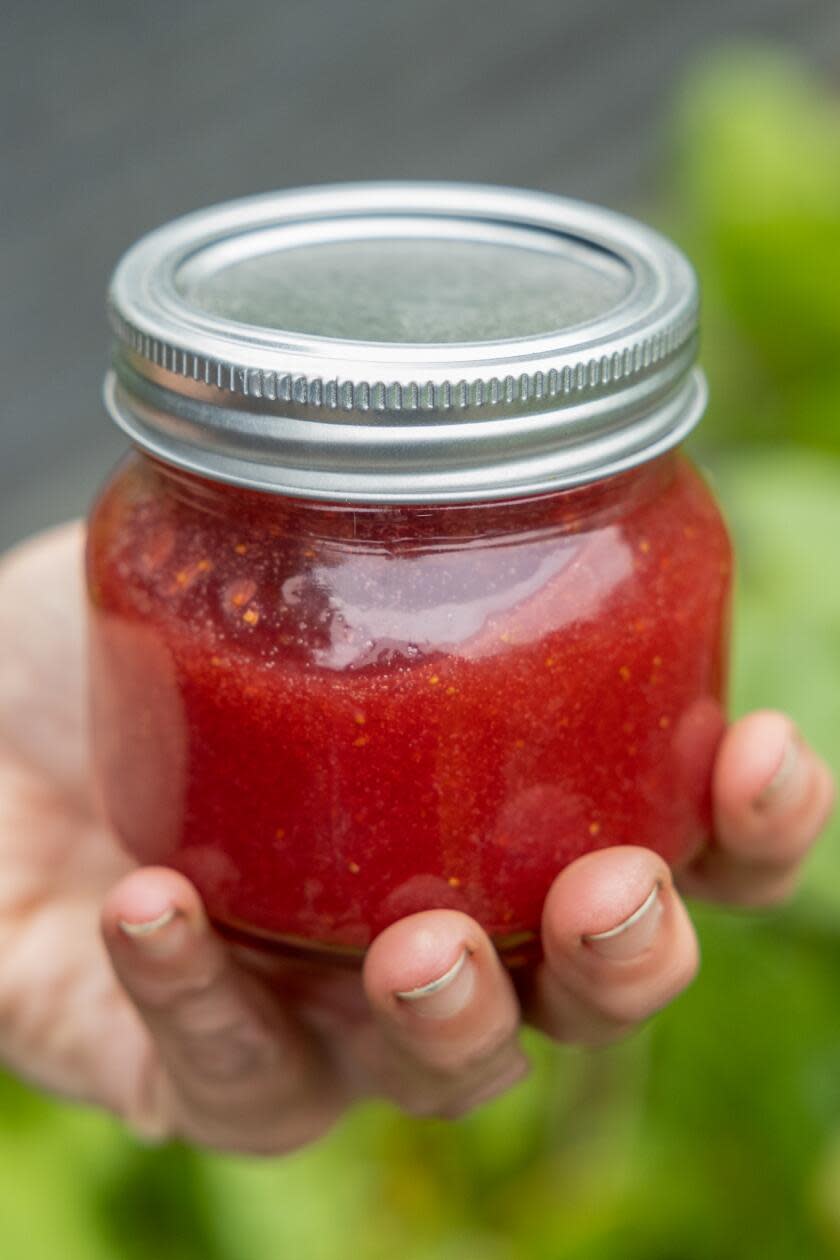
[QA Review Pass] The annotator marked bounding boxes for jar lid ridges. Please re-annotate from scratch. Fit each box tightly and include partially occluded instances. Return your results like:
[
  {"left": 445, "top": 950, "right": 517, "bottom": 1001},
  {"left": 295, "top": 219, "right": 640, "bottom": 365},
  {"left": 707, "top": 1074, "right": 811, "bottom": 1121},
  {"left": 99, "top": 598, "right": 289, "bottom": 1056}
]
[{"left": 105, "top": 182, "right": 705, "bottom": 502}]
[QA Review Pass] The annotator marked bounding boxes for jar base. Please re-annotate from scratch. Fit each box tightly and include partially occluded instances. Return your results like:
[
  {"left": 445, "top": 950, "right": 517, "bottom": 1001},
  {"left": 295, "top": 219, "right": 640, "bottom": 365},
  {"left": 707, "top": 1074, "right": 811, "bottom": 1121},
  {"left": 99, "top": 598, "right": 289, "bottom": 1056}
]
[{"left": 212, "top": 916, "right": 540, "bottom": 970}]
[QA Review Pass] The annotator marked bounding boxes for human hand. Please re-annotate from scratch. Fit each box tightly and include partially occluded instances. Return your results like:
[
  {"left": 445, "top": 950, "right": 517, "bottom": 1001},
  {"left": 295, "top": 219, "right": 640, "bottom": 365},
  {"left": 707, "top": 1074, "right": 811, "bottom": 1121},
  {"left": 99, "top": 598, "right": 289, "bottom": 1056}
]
[{"left": 0, "top": 524, "right": 834, "bottom": 1153}]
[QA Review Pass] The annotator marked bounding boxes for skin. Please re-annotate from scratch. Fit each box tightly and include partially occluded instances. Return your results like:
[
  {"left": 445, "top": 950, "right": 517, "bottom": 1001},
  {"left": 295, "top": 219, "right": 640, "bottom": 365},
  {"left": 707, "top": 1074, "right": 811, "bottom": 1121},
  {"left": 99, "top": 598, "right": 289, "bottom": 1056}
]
[{"left": 0, "top": 523, "right": 834, "bottom": 1155}]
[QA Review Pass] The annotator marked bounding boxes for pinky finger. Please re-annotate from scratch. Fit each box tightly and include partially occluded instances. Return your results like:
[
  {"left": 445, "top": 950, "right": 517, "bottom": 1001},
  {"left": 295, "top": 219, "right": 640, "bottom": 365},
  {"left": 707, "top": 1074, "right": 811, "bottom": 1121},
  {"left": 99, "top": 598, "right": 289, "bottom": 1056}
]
[{"left": 679, "top": 713, "right": 836, "bottom": 907}]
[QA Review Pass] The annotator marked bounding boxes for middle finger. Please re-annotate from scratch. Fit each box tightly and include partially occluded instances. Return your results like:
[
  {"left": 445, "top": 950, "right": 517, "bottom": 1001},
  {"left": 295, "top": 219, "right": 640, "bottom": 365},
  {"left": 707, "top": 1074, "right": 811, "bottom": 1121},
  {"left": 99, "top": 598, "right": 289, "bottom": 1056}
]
[{"left": 361, "top": 909, "right": 528, "bottom": 1118}]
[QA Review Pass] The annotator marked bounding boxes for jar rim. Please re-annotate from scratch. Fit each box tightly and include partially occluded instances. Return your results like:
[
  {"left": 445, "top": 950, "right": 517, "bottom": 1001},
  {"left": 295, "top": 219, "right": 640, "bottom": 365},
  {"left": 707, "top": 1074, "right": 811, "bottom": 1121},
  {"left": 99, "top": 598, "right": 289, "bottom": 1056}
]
[{"left": 105, "top": 182, "right": 704, "bottom": 503}]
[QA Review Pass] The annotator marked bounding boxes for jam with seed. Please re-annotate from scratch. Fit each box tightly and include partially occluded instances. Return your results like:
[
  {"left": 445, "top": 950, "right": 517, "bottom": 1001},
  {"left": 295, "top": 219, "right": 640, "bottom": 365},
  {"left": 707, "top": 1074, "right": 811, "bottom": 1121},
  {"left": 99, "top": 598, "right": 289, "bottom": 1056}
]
[{"left": 87, "top": 448, "right": 731, "bottom": 963}]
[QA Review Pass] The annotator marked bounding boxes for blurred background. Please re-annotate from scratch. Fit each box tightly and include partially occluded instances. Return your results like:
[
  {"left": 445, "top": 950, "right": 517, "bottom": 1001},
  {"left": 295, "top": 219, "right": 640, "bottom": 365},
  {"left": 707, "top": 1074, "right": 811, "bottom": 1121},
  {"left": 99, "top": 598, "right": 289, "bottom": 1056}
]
[{"left": 3, "top": 1, "right": 840, "bottom": 1256}]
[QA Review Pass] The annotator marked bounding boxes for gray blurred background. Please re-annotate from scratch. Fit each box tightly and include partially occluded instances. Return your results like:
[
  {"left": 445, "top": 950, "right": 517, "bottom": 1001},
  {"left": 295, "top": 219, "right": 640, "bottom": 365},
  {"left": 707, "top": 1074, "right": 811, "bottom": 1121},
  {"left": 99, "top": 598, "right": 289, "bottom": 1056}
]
[{"left": 3, "top": 0, "right": 838, "bottom": 551}]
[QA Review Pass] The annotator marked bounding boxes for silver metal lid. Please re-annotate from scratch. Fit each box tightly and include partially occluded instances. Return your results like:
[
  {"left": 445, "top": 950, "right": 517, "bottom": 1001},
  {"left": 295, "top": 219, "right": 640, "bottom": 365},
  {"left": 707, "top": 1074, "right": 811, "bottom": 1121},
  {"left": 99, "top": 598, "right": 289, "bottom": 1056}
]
[{"left": 105, "top": 182, "right": 705, "bottom": 503}]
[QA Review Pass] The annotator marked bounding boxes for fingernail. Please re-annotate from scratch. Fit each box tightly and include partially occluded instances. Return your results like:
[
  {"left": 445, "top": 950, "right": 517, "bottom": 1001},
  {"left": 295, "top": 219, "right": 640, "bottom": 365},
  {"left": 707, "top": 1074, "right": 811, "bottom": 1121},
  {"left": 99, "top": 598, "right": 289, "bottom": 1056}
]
[
  {"left": 584, "top": 884, "right": 663, "bottom": 961},
  {"left": 118, "top": 907, "right": 185, "bottom": 958},
  {"left": 395, "top": 948, "right": 475, "bottom": 1019},
  {"left": 755, "top": 730, "right": 800, "bottom": 808}
]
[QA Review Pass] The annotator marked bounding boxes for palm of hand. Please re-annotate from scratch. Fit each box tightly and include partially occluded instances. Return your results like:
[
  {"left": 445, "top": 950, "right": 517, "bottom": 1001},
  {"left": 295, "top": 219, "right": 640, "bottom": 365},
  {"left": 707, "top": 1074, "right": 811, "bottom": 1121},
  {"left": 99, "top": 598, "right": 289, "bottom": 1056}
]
[{"left": 0, "top": 525, "right": 142, "bottom": 1108}]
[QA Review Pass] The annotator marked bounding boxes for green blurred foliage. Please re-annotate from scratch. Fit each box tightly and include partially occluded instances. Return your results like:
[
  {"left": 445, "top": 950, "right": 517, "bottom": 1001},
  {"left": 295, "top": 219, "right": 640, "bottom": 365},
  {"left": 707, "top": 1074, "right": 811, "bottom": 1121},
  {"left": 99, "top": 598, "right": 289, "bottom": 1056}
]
[
  {"left": 2, "top": 46, "right": 840, "bottom": 1260},
  {"left": 669, "top": 49, "right": 840, "bottom": 455}
]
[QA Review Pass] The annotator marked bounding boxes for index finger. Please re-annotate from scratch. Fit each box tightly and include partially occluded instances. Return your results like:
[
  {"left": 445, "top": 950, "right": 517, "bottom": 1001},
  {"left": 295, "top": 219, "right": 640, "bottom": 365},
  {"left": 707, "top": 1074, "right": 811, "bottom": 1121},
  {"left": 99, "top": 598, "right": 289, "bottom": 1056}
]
[{"left": 102, "top": 865, "right": 342, "bottom": 1153}]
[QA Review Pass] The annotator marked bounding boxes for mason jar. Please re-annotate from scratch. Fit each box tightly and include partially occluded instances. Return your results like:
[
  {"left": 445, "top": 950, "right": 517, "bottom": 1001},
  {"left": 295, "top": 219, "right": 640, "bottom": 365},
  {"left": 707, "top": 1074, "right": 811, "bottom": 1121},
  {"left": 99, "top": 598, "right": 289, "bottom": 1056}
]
[{"left": 87, "top": 183, "right": 732, "bottom": 967}]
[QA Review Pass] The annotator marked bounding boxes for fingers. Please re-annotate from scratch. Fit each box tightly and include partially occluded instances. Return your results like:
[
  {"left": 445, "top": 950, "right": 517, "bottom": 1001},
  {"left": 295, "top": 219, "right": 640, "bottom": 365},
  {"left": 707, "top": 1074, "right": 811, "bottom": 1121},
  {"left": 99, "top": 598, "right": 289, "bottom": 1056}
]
[
  {"left": 102, "top": 866, "right": 342, "bottom": 1154},
  {"left": 678, "top": 711, "right": 836, "bottom": 907},
  {"left": 527, "top": 846, "right": 699, "bottom": 1047},
  {"left": 362, "top": 910, "right": 528, "bottom": 1118}
]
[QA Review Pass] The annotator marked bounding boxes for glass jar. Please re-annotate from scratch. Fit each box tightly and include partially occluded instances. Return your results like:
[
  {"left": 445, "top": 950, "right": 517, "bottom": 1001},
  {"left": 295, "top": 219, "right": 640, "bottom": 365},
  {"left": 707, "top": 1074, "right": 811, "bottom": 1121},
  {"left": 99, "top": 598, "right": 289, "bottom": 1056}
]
[{"left": 88, "top": 183, "right": 732, "bottom": 966}]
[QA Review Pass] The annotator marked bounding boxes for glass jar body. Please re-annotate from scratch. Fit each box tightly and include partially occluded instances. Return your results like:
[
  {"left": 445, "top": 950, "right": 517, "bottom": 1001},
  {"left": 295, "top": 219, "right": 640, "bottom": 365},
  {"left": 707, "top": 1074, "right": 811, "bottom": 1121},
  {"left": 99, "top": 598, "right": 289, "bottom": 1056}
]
[{"left": 86, "top": 451, "right": 732, "bottom": 965}]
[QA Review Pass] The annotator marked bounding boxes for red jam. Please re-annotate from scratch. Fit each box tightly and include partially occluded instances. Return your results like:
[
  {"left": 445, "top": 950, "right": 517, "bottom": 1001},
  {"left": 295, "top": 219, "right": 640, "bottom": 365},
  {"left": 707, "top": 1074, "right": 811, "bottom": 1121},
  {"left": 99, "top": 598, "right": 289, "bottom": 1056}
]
[{"left": 87, "top": 449, "right": 731, "bottom": 964}]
